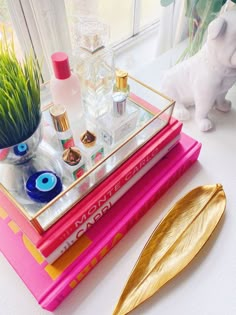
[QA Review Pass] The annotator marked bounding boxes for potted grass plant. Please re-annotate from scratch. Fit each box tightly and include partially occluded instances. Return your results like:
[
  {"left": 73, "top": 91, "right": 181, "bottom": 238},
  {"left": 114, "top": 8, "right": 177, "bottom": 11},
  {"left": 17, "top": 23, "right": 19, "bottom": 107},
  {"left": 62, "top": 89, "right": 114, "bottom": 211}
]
[
  {"left": 0, "top": 32, "right": 64, "bottom": 205},
  {"left": 0, "top": 31, "right": 41, "bottom": 158}
]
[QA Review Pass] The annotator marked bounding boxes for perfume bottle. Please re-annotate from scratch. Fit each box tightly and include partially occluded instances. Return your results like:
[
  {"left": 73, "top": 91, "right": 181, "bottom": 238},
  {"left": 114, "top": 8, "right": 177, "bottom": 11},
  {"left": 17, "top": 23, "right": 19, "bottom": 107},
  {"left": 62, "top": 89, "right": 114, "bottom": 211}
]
[
  {"left": 113, "top": 69, "right": 130, "bottom": 95},
  {"left": 79, "top": 130, "right": 105, "bottom": 167},
  {"left": 98, "top": 92, "right": 139, "bottom": 147},
  {"left": 62, "top": 146, "right": 91, "bottom": 193},
  {"left": 62, "top": 147, "right": 87, "bottom": 180},
  {"left": 49, "top": 104, "right": 75, "bottom": 150},
  {"left": 50, "top": 52, "right": 83, "bottom": 125},
  {"left": 75, "top": 19, "right": 115, "bottom": 119}
]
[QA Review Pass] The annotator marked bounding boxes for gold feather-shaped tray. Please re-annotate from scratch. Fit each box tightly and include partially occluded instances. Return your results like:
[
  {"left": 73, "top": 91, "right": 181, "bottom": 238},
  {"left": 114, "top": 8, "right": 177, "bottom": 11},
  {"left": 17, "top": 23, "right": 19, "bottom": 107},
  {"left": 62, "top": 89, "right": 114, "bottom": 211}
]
[{"left": 113, "top": 184, "right": 226, "bottom": 315}]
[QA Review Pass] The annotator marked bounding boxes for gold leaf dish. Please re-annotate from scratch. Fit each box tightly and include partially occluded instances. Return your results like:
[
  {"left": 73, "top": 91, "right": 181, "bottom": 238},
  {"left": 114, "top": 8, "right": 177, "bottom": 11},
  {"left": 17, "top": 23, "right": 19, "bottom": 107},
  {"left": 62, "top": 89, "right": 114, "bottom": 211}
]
[{"left": 113, "top": 184, "right": 226, "bottom": 315}]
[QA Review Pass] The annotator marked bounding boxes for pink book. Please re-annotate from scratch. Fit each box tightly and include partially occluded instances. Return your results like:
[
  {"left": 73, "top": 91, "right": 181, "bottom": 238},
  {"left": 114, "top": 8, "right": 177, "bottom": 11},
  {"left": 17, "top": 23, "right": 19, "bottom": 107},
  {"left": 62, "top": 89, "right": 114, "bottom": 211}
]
[
  {"left": 0, "top": 132, "right": 201, "bottom": 311},
  {"left": 0, "top": 118, "right": 182, "bottom": 258},
  {"left": 45, "top": 134, "right": 180, "bottom": 263}
]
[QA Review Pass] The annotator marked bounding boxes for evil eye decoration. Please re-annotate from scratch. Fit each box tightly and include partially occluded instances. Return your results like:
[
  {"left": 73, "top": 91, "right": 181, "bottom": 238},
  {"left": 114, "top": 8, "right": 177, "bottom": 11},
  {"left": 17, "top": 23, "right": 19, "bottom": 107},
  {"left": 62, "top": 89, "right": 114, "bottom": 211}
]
[
  {"left": 35, "top": 173, "right": 57, "bottom": 192},
  {"left": 14, "top": 143, "right": 28, "bottom": 156},
  {"left": 26, "top": 171, "right": 62, "bottom": 203}
]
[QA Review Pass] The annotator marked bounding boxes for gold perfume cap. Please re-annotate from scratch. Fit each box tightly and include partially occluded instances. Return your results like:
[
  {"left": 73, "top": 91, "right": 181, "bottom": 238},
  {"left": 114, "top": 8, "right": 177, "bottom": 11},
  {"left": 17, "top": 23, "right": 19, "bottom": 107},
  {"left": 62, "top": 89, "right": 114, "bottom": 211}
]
[
  {"left": 80, "top": 130, "right": 96, "bottom": 148},
  {"left": 63, "top": 147, "right": 81, "bottom": 166},
  {"left": 50, "top": 104, "right": 70, "bottom": 132},
  {"left": 116, "top": 69, "right": 128, "bottom": 90}
]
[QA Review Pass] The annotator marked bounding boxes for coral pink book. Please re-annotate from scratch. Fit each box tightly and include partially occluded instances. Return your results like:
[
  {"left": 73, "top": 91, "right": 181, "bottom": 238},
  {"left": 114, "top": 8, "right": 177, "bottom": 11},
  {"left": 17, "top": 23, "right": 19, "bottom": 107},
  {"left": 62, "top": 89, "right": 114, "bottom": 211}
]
[
  {"left": 0, "top": 117, "right": 182, "bottom": 259},
  {"left": 0, "top": 132, "right": 201, "bottom": 311}
]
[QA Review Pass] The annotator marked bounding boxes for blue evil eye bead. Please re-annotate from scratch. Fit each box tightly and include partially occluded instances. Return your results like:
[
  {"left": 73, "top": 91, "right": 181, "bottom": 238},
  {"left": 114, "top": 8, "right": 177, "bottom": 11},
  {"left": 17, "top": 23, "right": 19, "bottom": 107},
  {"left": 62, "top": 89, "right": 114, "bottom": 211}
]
[
  {"left": 36, "top": 173, "right": 57, "bottom": 192},
  {"left": 14, "top": 143, "right": 28, "bottom": 156},
  {"left": 26, "top": 171, "right": 62, "bottom": 203}
]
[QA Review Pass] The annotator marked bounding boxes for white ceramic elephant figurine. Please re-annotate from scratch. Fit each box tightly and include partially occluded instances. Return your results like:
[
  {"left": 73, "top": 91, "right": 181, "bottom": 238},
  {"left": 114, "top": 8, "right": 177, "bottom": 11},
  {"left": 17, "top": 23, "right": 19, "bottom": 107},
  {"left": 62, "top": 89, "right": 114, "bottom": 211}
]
[{"left": 161, "top": 10, "right": 236, "bottom": 131}]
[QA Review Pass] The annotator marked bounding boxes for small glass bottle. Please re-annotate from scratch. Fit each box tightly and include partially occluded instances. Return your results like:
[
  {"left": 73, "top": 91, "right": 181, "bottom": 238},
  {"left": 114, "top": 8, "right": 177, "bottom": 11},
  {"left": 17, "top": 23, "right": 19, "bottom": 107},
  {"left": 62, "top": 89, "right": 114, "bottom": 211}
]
[
  {"left": 79, "top": 130, "right": 105, "bottom": 167},
  {"left": 62, "top": 147, "right": 87, "bottom": 180},
  {"left": 62, "top": 147, "right": 91, "bottom": 193},
  {"left": 113, "top": 69, "right": 130, "bottom": 96},
  {"left": 97, "top": 92, "right": 139, "bottom": 147},
  {"left": 75, "top": 19, "right": 115, "bottom": 119},
  {"left": 50, "top": 52, "right": 83, "bottom": 125},
  {"left": 49, "top": 104, "right": 75, "bottom": 150}
]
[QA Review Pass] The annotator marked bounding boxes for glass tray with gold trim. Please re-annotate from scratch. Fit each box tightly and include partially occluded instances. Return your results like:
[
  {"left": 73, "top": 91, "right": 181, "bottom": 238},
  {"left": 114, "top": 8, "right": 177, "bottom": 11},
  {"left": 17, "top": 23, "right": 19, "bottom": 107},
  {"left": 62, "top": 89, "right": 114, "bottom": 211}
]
[{"left": 0, "top": 75, "right": 174, "bottom": 232}]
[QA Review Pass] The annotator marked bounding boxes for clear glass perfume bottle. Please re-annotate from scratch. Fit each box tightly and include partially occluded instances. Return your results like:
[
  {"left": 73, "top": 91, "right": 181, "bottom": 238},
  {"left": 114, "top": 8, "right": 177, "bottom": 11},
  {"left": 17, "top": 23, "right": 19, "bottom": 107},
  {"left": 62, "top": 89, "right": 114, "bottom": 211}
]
[
  {"left": 98, "top": 92, "right": 139, "bottom": 147},
  {"left": 75, "top": 19, "right": 115, "bottom": 119},
  {"left": 62, "top": 146, "right": 87, "bottom": 180},
  {"left": 79, "top": 130, "right": 105, "bottom": 167},
  {"left": 76, "top": 129, "right": 106, "bottom": 182},
  {"left": 62, "top": 146, "right": 91, "bottom": 194}
]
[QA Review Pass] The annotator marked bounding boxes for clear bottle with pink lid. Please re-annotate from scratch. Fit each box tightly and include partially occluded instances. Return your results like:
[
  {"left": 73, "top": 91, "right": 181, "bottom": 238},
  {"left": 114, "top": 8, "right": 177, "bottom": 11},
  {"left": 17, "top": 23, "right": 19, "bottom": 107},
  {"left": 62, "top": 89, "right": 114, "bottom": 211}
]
[{"left": 50, "top": 52, "right": 83, "bottom": 125}]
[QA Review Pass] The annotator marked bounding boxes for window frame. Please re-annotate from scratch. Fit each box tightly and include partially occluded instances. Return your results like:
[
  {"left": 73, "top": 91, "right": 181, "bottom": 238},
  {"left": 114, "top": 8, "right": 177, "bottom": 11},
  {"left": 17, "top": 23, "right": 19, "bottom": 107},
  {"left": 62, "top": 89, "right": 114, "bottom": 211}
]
[{"left": 6, "top": 0, "right": 159, "bottom": 80}]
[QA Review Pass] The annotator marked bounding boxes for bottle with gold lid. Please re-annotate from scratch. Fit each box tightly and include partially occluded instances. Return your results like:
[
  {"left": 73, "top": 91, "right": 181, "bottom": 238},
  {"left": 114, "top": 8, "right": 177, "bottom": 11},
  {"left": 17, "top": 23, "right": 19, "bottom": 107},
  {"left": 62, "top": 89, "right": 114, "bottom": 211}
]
[
  {"left": 62, "top": 146, "right": 87, "bottom": 180},
  {"left": 62, "top": 146, "right": 91, "bottom": 193},
  {"left": 49, "top": 104, "right": 75, "bottom": 150},
  {"left": 113, "top": 69, "right": 130, "bottom": 95},
  {"left": 78, "top": 130, "right": 105, "bottom": 167}
]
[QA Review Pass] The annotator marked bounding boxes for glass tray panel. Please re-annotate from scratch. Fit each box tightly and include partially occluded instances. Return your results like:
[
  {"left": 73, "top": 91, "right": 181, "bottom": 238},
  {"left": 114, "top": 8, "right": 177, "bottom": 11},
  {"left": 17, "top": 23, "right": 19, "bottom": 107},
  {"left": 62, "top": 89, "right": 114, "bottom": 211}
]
[{"left": 0, "top": 75, "right": 174, "bottom": 232}]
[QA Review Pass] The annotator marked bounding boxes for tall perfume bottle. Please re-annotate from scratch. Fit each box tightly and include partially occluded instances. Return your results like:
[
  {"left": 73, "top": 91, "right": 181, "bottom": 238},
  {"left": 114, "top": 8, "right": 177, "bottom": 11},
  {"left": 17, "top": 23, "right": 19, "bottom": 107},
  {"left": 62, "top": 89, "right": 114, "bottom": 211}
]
[
  {"left": 49, "top": 104, "right": 75, "bottom": 150},
  {"left": 98, "top": 89, "right": 139, "bottom": 147},
  {"left": 76, "top": 19, "right": 115, "bottom": 119},
  {"left": 50, "top": 52, "right": 83, "bottom": 124}
]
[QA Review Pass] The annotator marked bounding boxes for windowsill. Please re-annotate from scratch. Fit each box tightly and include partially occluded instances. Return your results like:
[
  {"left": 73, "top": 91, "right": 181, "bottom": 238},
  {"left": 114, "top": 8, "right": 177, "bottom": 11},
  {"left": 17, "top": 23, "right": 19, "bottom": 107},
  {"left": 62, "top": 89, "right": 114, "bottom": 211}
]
[
  {"left": 130, "top": 39, "right": 188, "bottom": 89},
  {"left": 115, "top": 26, "right": 159, "bottom": 74},
  {"left": 115, "top": 28, "right": 188, "bottom": 90}
]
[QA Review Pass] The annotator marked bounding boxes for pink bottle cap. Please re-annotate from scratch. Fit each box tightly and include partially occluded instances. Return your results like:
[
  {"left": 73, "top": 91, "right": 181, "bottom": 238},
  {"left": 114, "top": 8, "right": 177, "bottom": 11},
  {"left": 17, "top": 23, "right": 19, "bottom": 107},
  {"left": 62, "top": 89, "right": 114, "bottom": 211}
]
[{"left": 51, "top": 52, "right": 71, "bottom": 80}]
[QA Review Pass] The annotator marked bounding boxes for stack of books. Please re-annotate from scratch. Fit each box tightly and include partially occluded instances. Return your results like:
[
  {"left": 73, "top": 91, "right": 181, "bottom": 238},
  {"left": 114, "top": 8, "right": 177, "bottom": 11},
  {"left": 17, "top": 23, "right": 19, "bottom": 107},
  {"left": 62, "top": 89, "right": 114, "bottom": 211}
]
[{"left": 0, "top": 88, "right": 201, "bottom": 311}]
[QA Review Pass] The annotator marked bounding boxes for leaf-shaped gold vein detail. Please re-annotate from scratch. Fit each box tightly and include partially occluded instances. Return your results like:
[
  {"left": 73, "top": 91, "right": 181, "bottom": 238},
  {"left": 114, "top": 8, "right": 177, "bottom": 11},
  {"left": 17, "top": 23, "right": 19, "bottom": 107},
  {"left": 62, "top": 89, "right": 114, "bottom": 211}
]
[{"left": 113, "top": 184, "right": 226, "bottom": 315}]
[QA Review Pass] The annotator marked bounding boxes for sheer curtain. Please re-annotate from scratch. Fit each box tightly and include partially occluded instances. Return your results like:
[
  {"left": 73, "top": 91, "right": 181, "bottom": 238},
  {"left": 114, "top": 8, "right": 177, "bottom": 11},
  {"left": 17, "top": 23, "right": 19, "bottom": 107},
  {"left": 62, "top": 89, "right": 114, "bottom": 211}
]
[
  {"left": 29, "top": 0, "right": 72, "bottom": 76},
  {"left": 156, "top": 0, "right": 188, "bottom": 58},
  {"left": 7, "top": 0, "right": 100, "bottom": 81},
  {"left": 7, "top": 0, "right": 71, "bottom": 81}
]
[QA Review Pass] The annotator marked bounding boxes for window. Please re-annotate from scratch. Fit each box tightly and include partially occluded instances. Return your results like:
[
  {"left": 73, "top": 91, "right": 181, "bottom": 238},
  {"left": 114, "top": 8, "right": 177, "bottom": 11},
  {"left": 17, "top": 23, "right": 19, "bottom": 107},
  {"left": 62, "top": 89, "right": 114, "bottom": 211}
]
[
  {"left": 0, "top": 0, "right": 23, "bottom": 59},
  {"left": 139, "top": 0, "right": 161, "bottom": 31},
  {"left": 3, "top": 0, "right": 161, "bottom": 80},
  {"left": 65, "top": 0, "right": 160, "bottom": 46}
]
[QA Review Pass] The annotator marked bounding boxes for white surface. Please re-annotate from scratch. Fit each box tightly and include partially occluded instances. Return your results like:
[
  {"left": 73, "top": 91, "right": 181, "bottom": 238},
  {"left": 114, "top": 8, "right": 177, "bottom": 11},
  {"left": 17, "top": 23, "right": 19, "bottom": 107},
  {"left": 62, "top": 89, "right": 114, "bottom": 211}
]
[{"left": 1, "top": 44, "right": 236, "bottom": 315}]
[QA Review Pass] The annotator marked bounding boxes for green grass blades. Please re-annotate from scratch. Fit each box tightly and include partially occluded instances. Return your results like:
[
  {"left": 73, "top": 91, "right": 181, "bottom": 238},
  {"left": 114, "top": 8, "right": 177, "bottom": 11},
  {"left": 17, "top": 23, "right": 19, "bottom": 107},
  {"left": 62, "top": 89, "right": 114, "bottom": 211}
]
[{"left": 0, "top": 31, "right": 41, "bottom": 149}]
